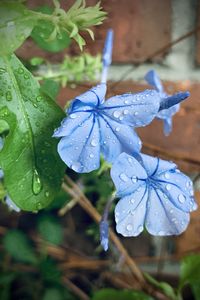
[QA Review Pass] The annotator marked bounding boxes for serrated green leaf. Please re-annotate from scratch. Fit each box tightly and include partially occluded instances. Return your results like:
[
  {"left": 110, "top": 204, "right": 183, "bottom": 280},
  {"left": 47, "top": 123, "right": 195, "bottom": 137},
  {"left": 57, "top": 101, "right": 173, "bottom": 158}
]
[
  {"left": 0, "top": 54, "right": 65, "bottom": 211},
  {"left": 3, "top": 230, "right": 38, "bottom": 264},
  {"left": 37, "top": 214, "right": 63, "bottom": 245},
  {"left": 92, "top": 289, "right": 153, "bottom": 300},
  {"left": 0, "top": 1, "right": 36, "bottom": 55},
  {"left": 179, "top": 255, "right": 200, "bottom": 300},
  {"left": 31, "top": 6, "right": 71, "bottom": 52}
]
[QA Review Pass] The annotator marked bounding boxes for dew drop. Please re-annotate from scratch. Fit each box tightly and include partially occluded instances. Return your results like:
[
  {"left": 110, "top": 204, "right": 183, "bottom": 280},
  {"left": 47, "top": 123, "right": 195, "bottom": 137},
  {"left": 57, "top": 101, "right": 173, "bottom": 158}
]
[
  {"left": 89, "top": 153, "right": 94, "bottom": 158},
  {"left": 36, "top": 95, "right": 43, "bottom": 102},
  {"left": 6, "top": 91, "right": 12, "bottom": 101},
  {"left": 115, "top": 127, "right": 120, "bottom": 132},
  {"left": 91, "top": 139, "right": 98, "bottom": 147},
  {"left": 45, "top": 191, "right": 50, "bottom": 197},
  {"left": 119, "top": 173, "right": 129, "bottom": 182},
  {"left": 36, "top": 202, "right": 42, "bottom": 210},
  {"left": 33, "top": 103, "right": 38, "bottom": 108},
  {"left": 178, "top": 194, "right": 186, "bottom": 204},
  {"left": 113, "top": 111, "right": 121, "bottom": 118},
  {"left": 138, "top": 225, "right": 143, "bottom": 232},
  {"left": 166, "top": 184, "right": 171, "bottom": 191},
  {"left": 186, "top": 181, "right": 191, "bottom": 188},
  {"left": 18, "top": 67, "right": 24, "bottom": 74},
  {"left": 0, "top": 68, "right": 6, "bottom": 74},
  {"left": 124, "top": 100, "right": 129, "bottom": 104},
  {"left": 164, "top": 172, "right": 170, "bottom": 179},
  {"left": 130, "top": 198, "right": 135, "bottom": 204},
  {"left": 119, "top": 116, "right": 124, "bottom": 121},
  {"left": 158, "top": 230, "right": 165, "bottom": 235},
  {"left": 131, "top": 175, "right": 138, "bottom": 183},
  {"left": 134, "top": 111, "right": 138, "bottom": 116},
  {"left": 126, "top": 224, "right": 133, "bottom": 231},
  {"left": 70, "top": 113, "right": 77, "bottom": 119},
  {"left": 32, "top": 169, "right": 42, "bottom": 195},
  {"left": 123, "top": 109, "right": 129, "bottom": 115},
  {"left": 71, "top": 162, "right": 82, "bottom": 172},
  {"left": 189, "top": 189, "right": 194, "bottom": 196}
]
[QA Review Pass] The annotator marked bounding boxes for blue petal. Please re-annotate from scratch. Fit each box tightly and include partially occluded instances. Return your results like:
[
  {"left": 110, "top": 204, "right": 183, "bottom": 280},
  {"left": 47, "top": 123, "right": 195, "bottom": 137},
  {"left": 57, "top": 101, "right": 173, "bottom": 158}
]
[
  {"left": 110, "top": 153, "right": 147, "bottom": 197},
  {"left": 57, "top": 113, "right": 101, "bottom": 173},
  {"left": 145, "top": 70, "right": 164, "bottom": 93},
  {"left": 157, "top": 104, "right": 180, "bottom": 120},
  {"left": 100, "top": 90, "right": 160, "bottom": 127},
  {"left": 141, "top": 154, "right": 177, "bottom": 176},
  {"left": 100, "top": 220, "right": 109, "bottom": 251},
  {"left": 5, "top": 195, "right": 21, "bottom": 212},
  {"left": 115, "top": 184, "right": 148, "bottom": 236},
  {"left": 145, "top": 187, "right": 190, "bottom": 235},
  {"left": 156, "top": 170, "right": 197, "bottom": 213},
  {"left": 98, "top": 115, "right": 142, "bottom": 164},
  {"left": 69, "top": 84, "right": 107, "bottom": 112},
  {"left": 102, "top": 29, "right": 113, "bottom": 68},
  {"left": 163, "top": 118, "right": 172, "bottom": 136},
  {"left": 53, "top": 111, "right": 92, "bottom": 138},
  {"left": 0, "top": 169, "right": 3, "bottom": 179},
  {"left": 159, "top": 92, "right": 189, "bottom": 111}
]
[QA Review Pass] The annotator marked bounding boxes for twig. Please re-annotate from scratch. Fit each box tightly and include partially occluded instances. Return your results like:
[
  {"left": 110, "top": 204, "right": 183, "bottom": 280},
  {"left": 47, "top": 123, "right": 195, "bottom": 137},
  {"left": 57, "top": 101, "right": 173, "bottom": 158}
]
[
  {"left": 58, "top": 197, "right": 79, "bottom": 216},
  {"left": 62, "top": 277, "right": 90, "bottom": 300},
  {"left": 62, "top": 176, "right": 144, "bottom": 283}
]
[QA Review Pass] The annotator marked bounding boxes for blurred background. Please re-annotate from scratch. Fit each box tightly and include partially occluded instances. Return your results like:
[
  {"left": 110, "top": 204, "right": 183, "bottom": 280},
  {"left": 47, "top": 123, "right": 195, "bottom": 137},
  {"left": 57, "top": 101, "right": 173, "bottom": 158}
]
[{"left": 1, "top": 0, "right": 200, "bottom": 299}]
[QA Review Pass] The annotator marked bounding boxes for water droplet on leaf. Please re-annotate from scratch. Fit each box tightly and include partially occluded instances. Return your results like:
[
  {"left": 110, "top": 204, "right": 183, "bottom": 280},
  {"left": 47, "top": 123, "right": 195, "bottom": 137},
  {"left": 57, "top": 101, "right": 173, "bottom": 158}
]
[{"left": 32, "top": 169, "right": 42, "bottom": 195}]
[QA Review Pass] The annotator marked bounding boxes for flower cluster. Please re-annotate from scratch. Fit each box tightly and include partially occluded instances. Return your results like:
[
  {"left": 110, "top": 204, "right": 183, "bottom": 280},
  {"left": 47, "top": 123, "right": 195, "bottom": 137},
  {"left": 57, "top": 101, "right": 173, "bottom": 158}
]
[{"left": 53, "top": 30, "right": 197, "bottom": 250}]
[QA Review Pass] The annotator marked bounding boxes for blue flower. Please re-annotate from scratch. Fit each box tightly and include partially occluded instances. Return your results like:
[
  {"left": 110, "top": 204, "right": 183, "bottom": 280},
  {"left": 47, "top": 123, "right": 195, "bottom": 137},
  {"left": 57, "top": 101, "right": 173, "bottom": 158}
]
[
  {"left": 101, "top": 29, "right": 113, "bottom": 83},
  {"left": 111, "top": 152, "right": 197, "bottom": 237},
  {"left": 145, "top": 70, "right": 189, "bottom": 135},
  {"left": 53, "top": 84, "right": 161, "bottom": 173}
]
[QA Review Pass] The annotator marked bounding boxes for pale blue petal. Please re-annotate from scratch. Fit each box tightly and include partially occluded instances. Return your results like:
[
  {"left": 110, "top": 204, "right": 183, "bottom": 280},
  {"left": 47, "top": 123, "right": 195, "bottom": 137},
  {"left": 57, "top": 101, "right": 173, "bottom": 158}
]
[
  {"left": 145, "top": 70, "right": 164, "bottom": 93},
  {"left": 69, "top": 84, "right": 107, "bottom": 112},
  {"left": 98, "top": 114, "right": 142, "bottom": 164},
  {"left": 157, "top": 104, "right": 180, "bottom": 120},
  {"left": 146, "top": 187, "right": 190, "bottom": 235},
  {"left": 115, "top": 185, "right": 148, "bottom": 236},
  {"left": 163, "top": 118, "right": 172, "bottom": 136},
  {"left": 102, "top": 29, "right": 113, "bottom": 67},
  {"left": 141, "top": 154, "right": 177, "bottom": 176},
  {"left": 0, "top": 169, "right": 3, "bottom": 179},
  {"left": 5, "top": 195, "right": 21, "bottom": 212},
  {"left": 57, "top": 114, "right": 100, "bottom": 173},
  {"left": 110, "top": 153, "right": 147, "bottom": 197},
  {"left": 100, "top": 90, "right": 160, "bottom": 127},
  {"left": 156, "top": 170, "right": 197, "bottom": 213},
  {"left": 53, "top": 111, "right": 92, "bottom": 138},
  {"left": 100, "top": 220, "right": 109, "bottom": 251}
]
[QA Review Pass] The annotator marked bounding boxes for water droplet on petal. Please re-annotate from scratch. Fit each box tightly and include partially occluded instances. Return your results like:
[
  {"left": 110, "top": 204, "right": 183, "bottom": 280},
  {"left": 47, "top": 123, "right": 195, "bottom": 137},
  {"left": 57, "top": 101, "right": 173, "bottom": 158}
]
[
  {"left": 164, "top": 172, "right": 170, "bottom": 179},
  {"left": 113, "top": 111, "right": 121, "bottom": 118},
  {"left": 71, "top": 162, "right": 82, "bottom": 172},
  {"left": 186, "top": 181, "right": 191, "bottom": 188},
  {"left": 91, "top": 139, "right": 98, "bottom": 147},
  {"left": 158, "top": 230, "right": 165, "bottom": 235},
  {"left": 115, "top": 127, "right": 120, "bottom": 132},
  {"left": 131, "top": 175, "right": 138, "bottom": 183},
  {"left": 134, "top": 111, "right": 138, "bottom": 116},
  {"left": 119, "top": 173, "right": 129, "bottom": 182},
  {"left": 166, "top": 184, "right": 171, "bottom": 191},
  {"left": 70, "top": 113, "right": 77, "bottom": 119},
  {"left": 89, "top": 153, "right": 94, "bottom": 158},
  {"left": 126, "top": 224, "right": 133, "bottom": 231},
  {"left": 138, "top": 225, "right": 143, "bottom": 232},
  {"left": 178, "top": 194, "right": 186, "bottom": 203},
  {"left": 123, "top": 109, "right": 129, "bottom": 115}
]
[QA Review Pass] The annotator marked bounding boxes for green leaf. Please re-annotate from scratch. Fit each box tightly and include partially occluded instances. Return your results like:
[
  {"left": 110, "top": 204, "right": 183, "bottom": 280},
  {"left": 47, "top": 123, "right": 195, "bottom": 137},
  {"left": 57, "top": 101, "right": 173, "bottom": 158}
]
[
  {"left": 92, "top": 289, "right": 153, "bottom": 300},
  {"left": 3, "top": 229, "right": 38, "bottom": 264},
  {"left": 41, "top": 79, "right": 60, "bottom": 101},
  {"left": 37, "top": 214, "right": 63, "bottom": 245},
  {"left": 179, "top": 254, "right": 200, "bottom": 300},
  {"left": 31, "top": 6, "right": 71, "bottom": 52},
  {"left": 0, "top": 54, "right": 65, "bottom": 211},
  {"left": 144, "top": 273, "right": 178, "bottom": 300},
  {"left": 0, "top": 1, "right": 36, "bottom": 55},
  {"left": 42, "top": 288, "right": 63, "bottom": 300}
]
